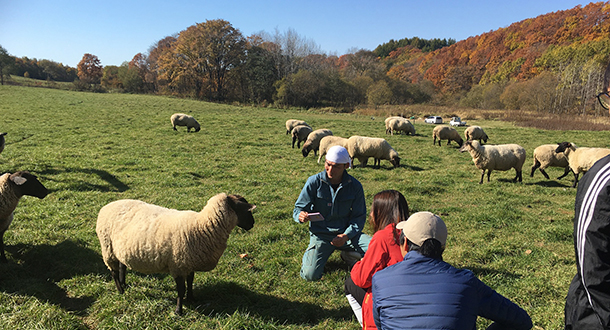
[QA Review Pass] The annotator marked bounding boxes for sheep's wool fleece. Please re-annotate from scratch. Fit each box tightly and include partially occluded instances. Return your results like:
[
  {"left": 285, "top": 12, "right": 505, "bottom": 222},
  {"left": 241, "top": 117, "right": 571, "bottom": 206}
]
[
  {"left": 0, "top": 173, "right": 18, "bottom": 232},
  {"left": 97, "top": 193, "right": 237, "bottom": 277}
]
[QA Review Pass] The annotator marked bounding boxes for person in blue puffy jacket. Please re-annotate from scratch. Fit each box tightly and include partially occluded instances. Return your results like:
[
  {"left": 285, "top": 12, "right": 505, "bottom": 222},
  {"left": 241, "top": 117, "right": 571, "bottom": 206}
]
[
  {"left": 372, "top": 212, "right": 532, "bottom": 330},
  {"left": 293, "top": 145, "right": 371, "bottom": 281}
]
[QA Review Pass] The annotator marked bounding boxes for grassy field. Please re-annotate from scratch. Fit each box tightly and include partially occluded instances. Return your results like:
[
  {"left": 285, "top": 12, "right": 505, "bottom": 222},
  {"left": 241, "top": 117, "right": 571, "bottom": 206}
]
[{"left": 0, "top": 85, "right": 603, "bottom": 329}]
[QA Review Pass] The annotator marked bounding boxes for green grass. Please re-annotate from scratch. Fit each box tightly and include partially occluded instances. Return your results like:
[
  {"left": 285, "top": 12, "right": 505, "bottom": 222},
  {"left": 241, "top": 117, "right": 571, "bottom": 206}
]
[{"left": 0, "top": 85, "right": 598, "bottom": 329}]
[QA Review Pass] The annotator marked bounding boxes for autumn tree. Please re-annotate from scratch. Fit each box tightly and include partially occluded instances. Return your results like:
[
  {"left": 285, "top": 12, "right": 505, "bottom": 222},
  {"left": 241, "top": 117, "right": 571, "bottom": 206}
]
[
  {"left": 77, "top": 53, "right": 103, "bottom": 85},
  {"left": 164, "top": 19, "right": 246, "bottom": 100}
]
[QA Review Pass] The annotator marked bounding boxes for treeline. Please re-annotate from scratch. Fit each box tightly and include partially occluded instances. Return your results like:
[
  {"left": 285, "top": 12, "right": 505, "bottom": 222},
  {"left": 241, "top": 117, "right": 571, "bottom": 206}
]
[{"left": 2, "top": 1, "right": 610, "bottom": 116}]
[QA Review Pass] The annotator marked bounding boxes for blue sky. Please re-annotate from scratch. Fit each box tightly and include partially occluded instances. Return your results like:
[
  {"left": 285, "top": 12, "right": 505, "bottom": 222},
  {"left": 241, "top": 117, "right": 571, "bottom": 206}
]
[{"left": 0, "top": 0, "right": 591, "bottom": 67}]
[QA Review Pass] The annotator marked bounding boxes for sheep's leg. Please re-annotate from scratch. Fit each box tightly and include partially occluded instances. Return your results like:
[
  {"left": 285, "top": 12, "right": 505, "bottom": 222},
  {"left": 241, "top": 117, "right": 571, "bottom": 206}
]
[
  {"left": 0, "top": 231, "right": 7, "bottom": 263},
  {"left": 111, "top": 270, "right": 124, "bottom": 294},
  {"left": 514, "top": 170, "right": 523, "bottom": 183},
  {"left": 118, "top": 262, "right": 127, "bottom": 289},
  {"left": 479, "top": 170, "right": 485, "bottom": 184},
  {"left": 292, "top": 136, "right": 297, "bottom": 148},
  {"left": 539, "top": 168, "right": 550, "bottom": 180},
  {"left": 572, "top": 173, "right": 580, "bottom": 188},
  {"left": 173, "top": 125, "right": 177, "bottom": 131},
  {"left": 487, "top": 170, "right": 492, "bottom": 182},
  {"left": 530, "top": 160, "right": 541, "bottom": 177},
  {"left": 557, "top": 167, "right": 571, "bottom": 180},
  {"left": 174, "top": 275, "right": 186, "bottom": 315},
  {"left": 374, "top": 158, "right": 380, "bottom": 168},
  {"left": 186, "top": 272, "right": 195, "bottom": 300}
]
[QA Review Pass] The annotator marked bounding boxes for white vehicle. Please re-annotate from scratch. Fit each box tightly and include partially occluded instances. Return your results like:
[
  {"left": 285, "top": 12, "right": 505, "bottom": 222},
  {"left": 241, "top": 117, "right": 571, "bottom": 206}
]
[
  {"left": 450, "top": 116, "right": 466, "bottom": 127},
  {"left": 425, "top": 116, "right": 443, "bottom": 124}
]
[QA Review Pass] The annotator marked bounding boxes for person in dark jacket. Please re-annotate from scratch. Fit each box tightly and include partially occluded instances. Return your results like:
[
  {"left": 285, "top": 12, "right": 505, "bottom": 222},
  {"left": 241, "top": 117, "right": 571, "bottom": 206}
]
[
  {"left": 372, "top": 212, "right": 532, "bottom": 330},
  {"left": 564, "top": 58, "right": 610, "bottom": 330}
]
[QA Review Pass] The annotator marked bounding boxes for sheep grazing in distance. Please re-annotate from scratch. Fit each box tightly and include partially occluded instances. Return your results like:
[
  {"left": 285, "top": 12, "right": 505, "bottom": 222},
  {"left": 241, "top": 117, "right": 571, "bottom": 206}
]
[
  {"left": 530, "top": 144, "right": 571, "bottom": 180},
  {"left": 96, "top": 193, "right": 256, "bottom": 315},
  {"left": 433, "top": 125, "right": 463, "bottom": 147},
  {"left": 384, "top": 116, "right": 404, "bottom": 134},
  {"left": 302, "top": 129, "right": 333, "bottom": 157},
  {"left": 0, "top": 171, "right": 49, "bottom": 263},
  {"left": 459, "top": 140, "right": 526, "bottom": 184},
  {"left": 291, "top": 125, "right": 313, "bottom": 149},
  {"left": 346, "top": 135, "right": 400, "bottom": 168},
  {"left": 317, "top": 136, "right": 349, "bottom": 163},
  {"left": 285, "top": 119, "right": 310, "bottom": 135},
  {"left": 0, "top": 132, "right": 6, "bottom": 155},
  {"left": 555, "top": 142, "right": 610, "bottom": 188},
  {"left": 171, "top": 113, "right": 201, "bottom": 132},
  {"left": 464, "top": 126, "right": 488, "bottom": 144},
  {"left": 387, "top": 118, "right": 415, "bottom": 136}
]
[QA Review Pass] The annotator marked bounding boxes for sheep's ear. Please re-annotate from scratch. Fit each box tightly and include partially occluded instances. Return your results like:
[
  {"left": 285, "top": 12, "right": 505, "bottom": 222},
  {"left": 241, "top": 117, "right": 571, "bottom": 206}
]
[{"left": 11, "top": 175, "right": 27, "bottom": 185}]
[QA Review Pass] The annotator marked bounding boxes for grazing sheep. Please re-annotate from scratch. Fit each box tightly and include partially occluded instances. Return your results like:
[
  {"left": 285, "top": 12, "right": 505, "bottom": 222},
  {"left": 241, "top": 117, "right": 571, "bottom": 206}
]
[
  {"left": 285, "top": 119, "right": 310, "bottom": 135},
  {"left": 291, "top": 125, "right": 313, "bottom": 149},
  {"left": 0, "top": 132, "right": 6, "bottom": 155},
  {"left": 171, "top": 113, "right": 201, "bottom": 132},
  {"left": 0, "top": 171, "right": 49, "bottom": 263},
  {"left": 555, "top": 142, "right": 610, "bottom": 188},
  {"left": 459, "top": 140, "right": 526, "bottom": 184},
  {"left": 345, "top": 135, "right": 400, "bottom": 168},
  {"left": 387, "top": 118, "right": 416, "bottom": 136},
  {"left": 317, "top": 136, "right": 349, "bottom": 163},
  {"left": 384, "top": 116, "right": 404, "bottom": 134},
  {"left": 302, "top": 129, "right": 333, "bottom": 157},
  {"left": 96, "top": 193, "right": 256, "bottom": 315},
  {"left": 530, "top": 144, "right": 571, "bottom": 180},
  {"left": 432, "top": 125, "right": 463, "bottom": 147},
  {"left": 464, "top": 126, "right": 488, "bottom": 143}
]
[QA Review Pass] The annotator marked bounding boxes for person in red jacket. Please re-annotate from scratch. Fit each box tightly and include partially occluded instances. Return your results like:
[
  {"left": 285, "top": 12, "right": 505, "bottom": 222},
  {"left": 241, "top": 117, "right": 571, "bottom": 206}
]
[{"left": 344, "top": 190, "right": 409, "bottom": 329}]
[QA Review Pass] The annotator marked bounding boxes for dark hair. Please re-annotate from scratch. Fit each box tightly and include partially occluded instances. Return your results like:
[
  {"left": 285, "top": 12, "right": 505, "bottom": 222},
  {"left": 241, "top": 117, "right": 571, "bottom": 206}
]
[
  {"left": 399, "top": 231, "right": 444, "bottom": 261},
  {"left": 370, "top": 190, "right": 409, "bottom": 245}
]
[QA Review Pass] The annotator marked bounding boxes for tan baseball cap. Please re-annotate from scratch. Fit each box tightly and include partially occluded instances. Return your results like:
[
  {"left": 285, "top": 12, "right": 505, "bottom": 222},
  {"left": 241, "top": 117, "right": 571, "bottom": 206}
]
[{"left": 396, "top": 211, "right": 447, "bottom": 248}]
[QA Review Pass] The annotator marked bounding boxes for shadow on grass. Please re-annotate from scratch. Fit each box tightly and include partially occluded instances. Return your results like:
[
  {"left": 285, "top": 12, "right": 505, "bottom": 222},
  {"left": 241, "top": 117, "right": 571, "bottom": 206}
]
[
  {"left": 467, "top": 266, "right": 522, "bottom": 280},
  {"left": 0, "top": 239, "right": 106, "bottom": 315},
  {"left": 192, "top": 278, "right": 354, "bottom": 325},
  {"left": 525, "top": 180, "right": 572, "bottom": 188},
  {"left": 38, "top": 166, "right": 129, "bottom": 192}
]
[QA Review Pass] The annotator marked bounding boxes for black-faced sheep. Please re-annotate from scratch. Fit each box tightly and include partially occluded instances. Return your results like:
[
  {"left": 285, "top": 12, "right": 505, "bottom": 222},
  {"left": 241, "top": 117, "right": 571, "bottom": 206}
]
[
  {"left": 302, "top": 129, "right": 333, "bottom": 157},
  {"left": 555, "top": 142, "right": 610, "bottom": 188},
  {"left": 291, "top": 125, "right": 313, "bottom": 149},
  {"left": 464, "top": 126, "right": 488, "bottom": 143},
  {"left": 96, "top": 193, "right": 256, "bottom": 315},
  {"left": 387, "top": 118, "right": 415, "bottom": 136},
  {"left": 171, "top": 113, "right": 201, "bottom": 132},
  {"left": 530, "top": 144, "right": 571, "bottom": 180},
  {"left": 0, "top": 132, "right": 6, "bottom": 155},
  {"left": 0, "top": 171, "right": 49, "bottom": 263},
  {"left": 346, "top": 135, "right": 400, "bottom": 168},
  {"left": 317, "top": 136, "right": 349, "bottom": 164},
  {"left": 433, "top": 125, "right": 463, "bottom": 147},
  {"left": 285, "top": 119, "right": 310, "bottom": 135},
  {"left": 459, "top": 140, "right": 526, "bottom": 184}
]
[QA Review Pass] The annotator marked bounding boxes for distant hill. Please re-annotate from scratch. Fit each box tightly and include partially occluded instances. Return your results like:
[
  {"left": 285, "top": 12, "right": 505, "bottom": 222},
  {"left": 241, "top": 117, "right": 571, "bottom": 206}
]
[{"left": 384, "top": 1, "right": 610, "bottom": 93}]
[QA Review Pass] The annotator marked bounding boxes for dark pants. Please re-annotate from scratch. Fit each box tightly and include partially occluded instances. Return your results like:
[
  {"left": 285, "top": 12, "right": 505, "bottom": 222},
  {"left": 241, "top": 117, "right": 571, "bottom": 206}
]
[{"left": 344, "top": 275, "right": 366, "bottom": 305}]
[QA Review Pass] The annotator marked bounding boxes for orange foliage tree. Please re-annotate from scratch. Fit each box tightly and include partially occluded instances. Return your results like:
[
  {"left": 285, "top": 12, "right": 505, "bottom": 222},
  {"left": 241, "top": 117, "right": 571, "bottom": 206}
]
[{"left": 77, "top": 53, "right": 102, "bottom": 84}]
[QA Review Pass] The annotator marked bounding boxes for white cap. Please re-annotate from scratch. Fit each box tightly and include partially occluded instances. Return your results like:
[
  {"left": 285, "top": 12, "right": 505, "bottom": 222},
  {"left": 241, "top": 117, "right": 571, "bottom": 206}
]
[
  {"left": 326, "top": 145, "right": 351, "bottom": 166},
  {"left": 396, "top": 211, "right": 447, "bottom": 248}
]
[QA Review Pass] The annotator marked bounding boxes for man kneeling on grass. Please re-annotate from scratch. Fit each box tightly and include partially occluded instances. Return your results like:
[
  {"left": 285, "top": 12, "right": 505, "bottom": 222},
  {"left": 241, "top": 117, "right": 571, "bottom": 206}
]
[{"left": 372, "top": 212, "right": 533, "bottom": 330}]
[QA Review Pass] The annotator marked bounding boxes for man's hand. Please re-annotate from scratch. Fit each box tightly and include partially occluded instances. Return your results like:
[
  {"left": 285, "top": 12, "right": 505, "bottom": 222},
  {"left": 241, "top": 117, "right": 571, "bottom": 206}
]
[
  {"left": 331, "top": 234, "right": 349, "bottom": 247},
  {"left": 298, "top": 211, "right": 310, "bottom": 223}
]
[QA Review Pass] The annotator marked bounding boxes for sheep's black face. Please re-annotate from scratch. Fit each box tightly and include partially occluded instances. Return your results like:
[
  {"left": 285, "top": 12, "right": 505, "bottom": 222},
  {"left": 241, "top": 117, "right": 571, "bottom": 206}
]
[
  {"left": 459, "top": 141, "right": 471, "bottom": 153},
  {"left": 556, "top": 142, "right": 571, "bottom": 153},
  {"left": 10, "top": 171, "right": 49, "bottom": 199},
  {"left": 302, "top": 147, "right": 310, "bottom": 157},
  {"left": 391, "top": 156, "right": 400, "bottom": 168},
  {"left": 457, "top": 139, "right": 464, "bottom": 147},
  {"left": 228, "top": 194, "right": 255, "bottom": 231}
]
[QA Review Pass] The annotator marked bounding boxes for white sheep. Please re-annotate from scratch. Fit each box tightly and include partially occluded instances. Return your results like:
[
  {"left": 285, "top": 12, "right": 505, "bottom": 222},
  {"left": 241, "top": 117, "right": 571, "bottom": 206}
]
[
  {"left": 384, "top": 116, "right": 404, "bottom": 134},
  {"left": 96, "top": 193, "right": 256, "bottom": 315},
  {"left": 464, "top": 126, "right": 488, "bottom": 143},
  {"left": 0, "top": 132, "right": 6, "bottom": 155},
  {"left": 291, "top": 125, "right": 313, "bottom": 149},
  {"left": 317, "top": 136, "right": 349, "bottom": 163},
  {"left": 555, "top": 142, "right": 610, "bottom": 188},
  {"left": 0, "top": 171, "right": 49, "bottom": 263},
  {"left": 302, "top": 129, "right": 333, "bottom": 157},
  {"left": 171, "top": 113, "right": 201, "bottom": 132},
  {"left": 459, "top": 140, "right": 526, "bottom": 184},
  {"left": 285, "top": 119, "right": 310, "bottom": 135},
  {"left": 530, "top": 144, "right": 571, "bottom": 180},
  {"left": 433, "top": 125, "right": 463, "bottom": 147},
  {"left": 387, "top": 118, "right": 415, "bottom": 136},
  {"left": 345, "top": 135, "right": 400, "bottom": 168}
]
